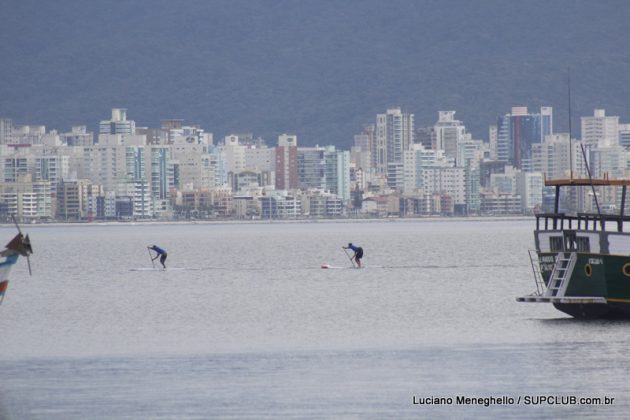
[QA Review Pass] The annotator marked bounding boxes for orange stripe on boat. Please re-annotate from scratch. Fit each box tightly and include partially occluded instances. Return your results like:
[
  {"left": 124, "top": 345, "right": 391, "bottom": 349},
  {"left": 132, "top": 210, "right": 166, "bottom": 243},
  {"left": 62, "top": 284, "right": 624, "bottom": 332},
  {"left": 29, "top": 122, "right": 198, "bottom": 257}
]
[{"left": 0, "top": 280, "right": 8, "bottom": 293}]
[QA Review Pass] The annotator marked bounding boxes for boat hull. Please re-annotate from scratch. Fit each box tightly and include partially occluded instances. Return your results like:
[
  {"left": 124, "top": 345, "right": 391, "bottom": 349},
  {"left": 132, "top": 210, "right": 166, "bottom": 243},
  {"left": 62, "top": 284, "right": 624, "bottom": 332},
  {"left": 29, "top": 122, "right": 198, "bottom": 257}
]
[
  {"left": 0, "top": 255, "right": 19, "bottom": 304},
  {"left": 552, "top": 302, "right": 630, "bottom": 319},
  {"left": 538, "top": 252, "right": 630, "bottom": 318}
]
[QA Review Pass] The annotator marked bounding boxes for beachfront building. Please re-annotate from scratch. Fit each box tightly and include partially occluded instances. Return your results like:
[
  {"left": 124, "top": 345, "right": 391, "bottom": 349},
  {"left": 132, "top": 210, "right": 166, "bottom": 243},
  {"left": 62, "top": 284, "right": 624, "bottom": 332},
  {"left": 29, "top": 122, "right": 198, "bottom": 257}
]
[{"left": 0, "top": 174, "right": 52, "bottom": 221}]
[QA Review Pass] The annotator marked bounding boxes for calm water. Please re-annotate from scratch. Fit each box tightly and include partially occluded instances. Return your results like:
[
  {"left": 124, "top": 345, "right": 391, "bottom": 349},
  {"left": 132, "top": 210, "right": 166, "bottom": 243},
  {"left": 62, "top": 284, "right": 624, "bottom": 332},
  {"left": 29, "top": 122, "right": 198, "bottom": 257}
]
[{"left": 0, "top": 219, "right": 628, "bottom": 419}]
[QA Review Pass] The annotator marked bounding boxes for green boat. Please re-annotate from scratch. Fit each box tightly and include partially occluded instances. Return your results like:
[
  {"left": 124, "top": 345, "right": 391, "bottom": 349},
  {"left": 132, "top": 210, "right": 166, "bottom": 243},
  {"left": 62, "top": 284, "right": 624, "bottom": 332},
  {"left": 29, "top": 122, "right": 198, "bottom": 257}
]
[{"left": 517, "top": 177, "right": 630, "bottom": 318}]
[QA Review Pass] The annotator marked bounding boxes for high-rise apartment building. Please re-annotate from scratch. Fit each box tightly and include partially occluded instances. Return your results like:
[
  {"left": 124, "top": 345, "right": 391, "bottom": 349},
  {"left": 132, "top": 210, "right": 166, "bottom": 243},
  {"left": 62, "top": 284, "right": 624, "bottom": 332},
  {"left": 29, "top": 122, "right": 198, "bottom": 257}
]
[
  {"left": 57, "top": 179, "right": 91, "bottom": 220},
  {"left": 353, "top": 125, "right": 376, "bottom": 171},
  {"left": 297, "top": 146, "right": 326, "bottom": 190},
  {"left": 531, "top": 133, "right": 586, "bottom": 179},
  {"left": 590, "top": 146, "right": 626, "bottom": 179},
  {"left": 221, "top": 134, "right": 247, "bottom": 174},
  {"left": 541, "top": 107, "right": 553, "bottom": 138},
  {"left": 99, "top": 108, "right": 136, "bottom": 136},
  {"left": 149, "top": 146, "right": 174, "bottom": 201},
  {"left": 434, "top": 111, "right": 466, "bottom": 164},
  {"left": 6, "top": 125, "right": 46, "bottom": 145},
  {"left": 581, "top": 109, "right": 619, "bottom": 148},
  {"left": 2, "top": 156, "right": 29, "bottom": 183},
  {"left": 0, "top": 119, "right": 13, "bottom": 145},
  {"left": 496, "top": 106, "right": 553, "bottom": 170},
  {"left": 415, "top": 127, "right": 435, "bottom": 150},
  {"left": 244, "top": 145, "right": 274, "bottom": 173},
  {"left": 61, "top": 126, "right": 94, "bottom": 146},
  {"left": 0, "top": 174, "right": 52, "bottom": 220},
  {"left": 171, "top": 136, "right": 214, "bottom": 190},
  {"left": 516, "top": 171, "right": 543, "bottom": 212},
  {"left": 456, "top": 137, "right": 484, "bottom": 214},
  {"left": 404, "top": 147, "right": 453, "bottom": 191},
  {"left": 324, "top": 146, "right": 351, "bottom": 201},
  {"left": 488, "top": 125, "right": 498, "bottom": 160},
  {"left": 422, "top": 166, "right": 466, "bottom": 209},
  {"left": 375, "top": 107, "right": 414, "bottom": 175},
  {"left": 619, "top": 124, "right": 630, "bottom": 149},
  {"left": 34, "top": 155, "right": 69, "bottom": 194},
  {"left": 275, "top": 134, "right": 298, "bottom": 190}
]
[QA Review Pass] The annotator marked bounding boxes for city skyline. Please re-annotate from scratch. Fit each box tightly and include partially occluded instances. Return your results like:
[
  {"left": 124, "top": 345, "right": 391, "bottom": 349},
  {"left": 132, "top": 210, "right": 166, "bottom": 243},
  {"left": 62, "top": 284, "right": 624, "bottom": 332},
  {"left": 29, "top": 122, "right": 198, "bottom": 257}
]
[
  {"left": 1, "top": 104, "right": 628, "bottom": 222},
  {"left": 3, "top": 0, "right": 630, "bottom": 222},
  {"left": 0, "top": 101, "right": 613, "bottom": 147}
]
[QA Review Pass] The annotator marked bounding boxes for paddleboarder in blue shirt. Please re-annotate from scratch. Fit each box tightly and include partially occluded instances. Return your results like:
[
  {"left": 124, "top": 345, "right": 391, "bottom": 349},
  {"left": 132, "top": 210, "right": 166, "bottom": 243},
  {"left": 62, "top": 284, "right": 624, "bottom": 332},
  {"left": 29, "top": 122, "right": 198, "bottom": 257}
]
[
  {"left": 148, "top": 245, "right": 167, "bottom": 269},
  {"left": 343, "top": 243, "right": 363, "bottom": 268}
]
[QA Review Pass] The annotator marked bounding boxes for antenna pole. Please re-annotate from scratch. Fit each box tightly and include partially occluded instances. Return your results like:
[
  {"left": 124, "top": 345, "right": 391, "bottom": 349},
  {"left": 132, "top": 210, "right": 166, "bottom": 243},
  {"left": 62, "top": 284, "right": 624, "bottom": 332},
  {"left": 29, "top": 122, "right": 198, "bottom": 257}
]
[
  {"left": 11, "top": 215, "right": 22, "bottom": 235},
  {"left": 568, "top": 68, "right": 573, "bottom": 179},
  {"left": 580, "top": 143, "right": 603, "bottom": 228}
]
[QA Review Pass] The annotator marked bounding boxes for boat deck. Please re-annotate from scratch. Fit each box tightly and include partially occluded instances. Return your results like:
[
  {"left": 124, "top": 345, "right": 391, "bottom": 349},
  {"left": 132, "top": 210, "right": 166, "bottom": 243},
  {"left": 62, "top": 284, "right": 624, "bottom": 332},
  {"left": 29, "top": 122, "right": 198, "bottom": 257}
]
[{"left": 516, "top": 295, "right": 607, "bottom": 304}]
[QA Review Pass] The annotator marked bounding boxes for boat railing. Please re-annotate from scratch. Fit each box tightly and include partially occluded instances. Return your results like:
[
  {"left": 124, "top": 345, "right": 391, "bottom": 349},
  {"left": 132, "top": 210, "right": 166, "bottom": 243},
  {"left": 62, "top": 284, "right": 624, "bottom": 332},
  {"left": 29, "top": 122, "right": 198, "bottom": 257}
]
[
  {"left": 535, "top": 213, "right": 571, "bottom": 231},
  {"left": 537, "top": 178, "right": 630, "bottom": 233},
  {"left": 535, "top": 212, "right": 630, "bottom": 233},
  {"left": 527, "top": 249, "right": 546, "bottom": 296},
  {"left": 576, "top": 213, "right": 630, "bottom": 232}
]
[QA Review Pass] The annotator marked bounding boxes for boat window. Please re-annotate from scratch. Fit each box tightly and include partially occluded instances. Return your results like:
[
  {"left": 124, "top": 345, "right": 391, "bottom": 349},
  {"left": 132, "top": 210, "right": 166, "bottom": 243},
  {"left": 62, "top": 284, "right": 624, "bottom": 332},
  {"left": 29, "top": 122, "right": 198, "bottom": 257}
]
[
  {"left": 562, "top": 231, "right": 579, "bottom": 251},
  {"left": 549, "top": 236, "right": 564, "bottom": 252},
  {"left": 576, "top": 237, "right": 590, "bottom": 252}
]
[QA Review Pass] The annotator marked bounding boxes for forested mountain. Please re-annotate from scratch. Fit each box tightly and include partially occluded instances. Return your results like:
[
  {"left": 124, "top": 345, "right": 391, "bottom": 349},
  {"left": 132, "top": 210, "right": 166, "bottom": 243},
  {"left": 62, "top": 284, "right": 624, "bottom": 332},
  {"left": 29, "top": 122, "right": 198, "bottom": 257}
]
[{"left": 1, "top": 0, "right": 629, "bottom": 146}]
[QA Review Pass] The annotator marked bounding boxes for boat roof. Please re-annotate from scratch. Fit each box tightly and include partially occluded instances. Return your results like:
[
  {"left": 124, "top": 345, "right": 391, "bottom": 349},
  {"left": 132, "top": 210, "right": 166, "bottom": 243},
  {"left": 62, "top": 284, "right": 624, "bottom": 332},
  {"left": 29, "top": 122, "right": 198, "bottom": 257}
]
[{"left": 545, "top": 178, "right": 630, "bottom": 187}]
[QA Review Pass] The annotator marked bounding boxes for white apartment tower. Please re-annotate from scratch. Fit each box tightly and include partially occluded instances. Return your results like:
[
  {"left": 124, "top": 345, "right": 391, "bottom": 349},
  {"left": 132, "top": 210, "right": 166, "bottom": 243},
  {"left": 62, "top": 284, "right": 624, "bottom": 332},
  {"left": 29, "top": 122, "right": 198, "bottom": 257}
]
[
  {"left": 221, "top": 134, "right": 247, "bottom": 173},
  {"left": 375, "top": 107, "right": 414, "bottom": 175},
  {"left": 434, "top": 111, "right": 467, "bottom": 164},
  {"left": 516, "top": 171, "right": 543, "bottom": 212},
  {"left": 581, "top": 109, "right": 619, "bottom": 148},
  {"left": 99, "top": 108, "right": 136, "bottom": 136},
  {"left": 61, "top": 126, "right": 94, "bottom": 146},
  {"left": 488, "top": 125, "right": 498, "bottom": 160},
  {"left": 0, "top": 118, "right": 13, "bottom": 145},
  {"left": 171, "top": 136, "right": 215, "bottom": 190},
  {"left": 531, "top": 133, "right": 586, "bottom": 179},
  {"left": 590, "top": 146, "right": 627, "bottom": 179},
  {"left": 540, "top": 106, "right": 553, "bottom": 138}
]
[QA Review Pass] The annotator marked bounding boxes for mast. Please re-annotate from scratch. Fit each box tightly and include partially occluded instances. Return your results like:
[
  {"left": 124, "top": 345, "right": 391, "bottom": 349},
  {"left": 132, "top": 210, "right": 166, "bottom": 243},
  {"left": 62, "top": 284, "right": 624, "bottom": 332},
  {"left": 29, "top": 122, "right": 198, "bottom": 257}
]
[
  {"left": 568, "top": 69, "right": 603, "bottom": 227},
  {"left": 568, "top": 68, "right": 573, "bottom": 180},
  {"left": 580, "top": 142, "right": 603, "bottom": 228}
]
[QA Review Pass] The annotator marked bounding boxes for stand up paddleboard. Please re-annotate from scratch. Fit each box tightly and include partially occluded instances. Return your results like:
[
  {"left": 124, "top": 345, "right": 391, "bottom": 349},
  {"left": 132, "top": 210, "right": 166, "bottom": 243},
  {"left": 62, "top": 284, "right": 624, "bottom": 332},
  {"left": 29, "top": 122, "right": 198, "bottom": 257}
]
[{"left": 321, "top": 264, "right": 357, "bottom": 269}]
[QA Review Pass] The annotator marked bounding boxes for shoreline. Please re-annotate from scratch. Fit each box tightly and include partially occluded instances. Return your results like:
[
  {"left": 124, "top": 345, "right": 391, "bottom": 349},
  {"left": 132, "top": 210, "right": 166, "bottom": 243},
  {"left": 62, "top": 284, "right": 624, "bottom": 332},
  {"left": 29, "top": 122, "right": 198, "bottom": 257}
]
[{"left": 0, "top": 215, "right": 533, "bottom": 229}]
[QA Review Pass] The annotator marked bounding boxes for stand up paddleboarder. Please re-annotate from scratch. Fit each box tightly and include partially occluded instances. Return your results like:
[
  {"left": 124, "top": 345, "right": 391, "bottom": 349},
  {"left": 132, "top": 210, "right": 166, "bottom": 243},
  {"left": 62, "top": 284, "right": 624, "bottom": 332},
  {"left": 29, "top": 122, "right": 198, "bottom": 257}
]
[
  {"left": 148, "top": 245, "right": 167, "bottom": 269},
  {"left": 343, "top": 243, "right": 363, "bottom": 268}
]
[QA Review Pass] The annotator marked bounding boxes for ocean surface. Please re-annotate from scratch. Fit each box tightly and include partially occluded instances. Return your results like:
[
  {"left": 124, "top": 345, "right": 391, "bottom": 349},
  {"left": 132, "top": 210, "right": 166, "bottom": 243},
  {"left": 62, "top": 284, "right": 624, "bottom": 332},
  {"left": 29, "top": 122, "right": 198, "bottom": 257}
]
[{"left": 0, "top": 219, "right": 628, "bottom": 419}]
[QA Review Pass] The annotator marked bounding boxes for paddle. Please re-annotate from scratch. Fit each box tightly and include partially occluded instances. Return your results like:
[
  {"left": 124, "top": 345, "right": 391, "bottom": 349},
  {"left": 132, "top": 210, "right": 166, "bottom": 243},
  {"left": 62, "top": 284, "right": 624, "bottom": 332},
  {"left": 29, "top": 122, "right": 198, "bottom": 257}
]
[
  {"left": 147, "top": 247, "right": 155, "bottom": 269},
  {"left": 342, "top": 247, "right": 357, "bottom": 268}
]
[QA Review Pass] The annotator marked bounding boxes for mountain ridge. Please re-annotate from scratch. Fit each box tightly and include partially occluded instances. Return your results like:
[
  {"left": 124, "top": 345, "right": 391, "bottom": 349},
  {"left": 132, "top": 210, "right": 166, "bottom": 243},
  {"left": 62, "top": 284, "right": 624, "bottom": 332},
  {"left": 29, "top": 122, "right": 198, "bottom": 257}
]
[{"left": 1, "top": 0, "right": 629, "bottom": 146}]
